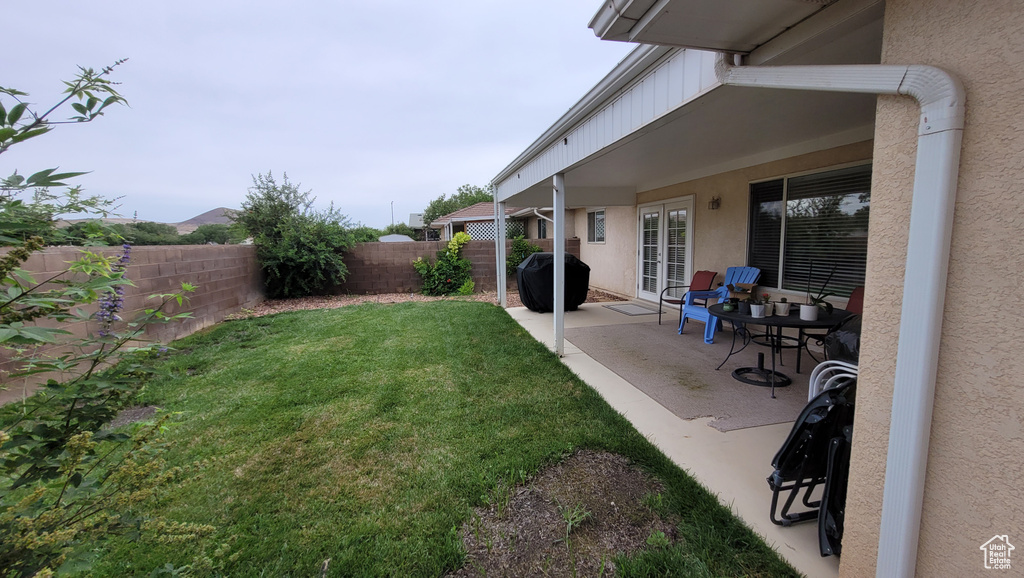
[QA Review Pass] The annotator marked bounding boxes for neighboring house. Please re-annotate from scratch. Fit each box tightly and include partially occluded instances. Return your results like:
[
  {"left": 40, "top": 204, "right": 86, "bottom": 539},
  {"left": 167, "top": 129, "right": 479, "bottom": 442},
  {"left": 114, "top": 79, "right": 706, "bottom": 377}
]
[
  {"left": 408, "top": 213, "right": 429, "bottom": 240},
  {"left": 492, "top": 1, "right": 1023, "bottom": 576},
  {"left": 429, "top": 202, "right": 576, "bottom": 241}
]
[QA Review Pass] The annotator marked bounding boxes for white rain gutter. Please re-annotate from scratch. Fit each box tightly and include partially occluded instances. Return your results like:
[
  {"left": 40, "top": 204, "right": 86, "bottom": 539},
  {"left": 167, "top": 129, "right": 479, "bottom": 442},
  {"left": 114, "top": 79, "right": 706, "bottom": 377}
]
[
  {"left": 533, "top": 209, "right": 554, "bottom": 223},
  {"left": 715, "top": 54, "right": 965, "bottom": 577}
]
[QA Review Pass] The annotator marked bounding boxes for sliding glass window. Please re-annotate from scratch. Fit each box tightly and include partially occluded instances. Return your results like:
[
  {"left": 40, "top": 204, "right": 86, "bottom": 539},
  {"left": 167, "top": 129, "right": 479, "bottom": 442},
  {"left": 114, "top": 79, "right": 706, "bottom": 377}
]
[{"left": 748, "top": 164, "right": 871, "bottom": 297}]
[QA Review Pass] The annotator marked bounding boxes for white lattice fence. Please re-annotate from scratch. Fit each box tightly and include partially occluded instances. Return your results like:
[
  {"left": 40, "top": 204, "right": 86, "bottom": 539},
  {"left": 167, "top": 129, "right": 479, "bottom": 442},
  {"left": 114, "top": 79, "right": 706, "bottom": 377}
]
[{"left": 466, "top": 220, "right": 525, "bottom": 240}]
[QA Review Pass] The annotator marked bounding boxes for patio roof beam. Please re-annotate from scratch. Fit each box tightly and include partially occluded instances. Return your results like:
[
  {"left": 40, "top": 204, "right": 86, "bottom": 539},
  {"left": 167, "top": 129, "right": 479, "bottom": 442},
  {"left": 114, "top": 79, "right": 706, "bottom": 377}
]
[
  {"left": 553, "top": 173, "right": 566, "bottom": 356},
  {"left": 495, "top": 200, "right": 507, "bottom": 307}
]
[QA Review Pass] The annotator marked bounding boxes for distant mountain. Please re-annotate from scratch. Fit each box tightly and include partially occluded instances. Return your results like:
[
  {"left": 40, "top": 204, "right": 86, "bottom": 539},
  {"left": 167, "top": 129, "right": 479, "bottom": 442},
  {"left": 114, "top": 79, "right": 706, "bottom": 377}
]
[
  {"left": 177, "top": 207, "right": 237, "bottom": 227},
  {"left": 58, "top": 208, "right": 239, "bottom": 234},
  {"left": 174, "top": 207, "right": 238, "bottom": 234}
]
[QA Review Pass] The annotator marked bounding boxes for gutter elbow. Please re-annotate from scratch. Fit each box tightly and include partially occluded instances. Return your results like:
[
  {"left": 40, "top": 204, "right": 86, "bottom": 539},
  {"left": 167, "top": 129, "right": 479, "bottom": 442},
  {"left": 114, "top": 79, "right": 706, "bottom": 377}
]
[{"left": 898, "top": 65, "right": 966, "bottom": 136}]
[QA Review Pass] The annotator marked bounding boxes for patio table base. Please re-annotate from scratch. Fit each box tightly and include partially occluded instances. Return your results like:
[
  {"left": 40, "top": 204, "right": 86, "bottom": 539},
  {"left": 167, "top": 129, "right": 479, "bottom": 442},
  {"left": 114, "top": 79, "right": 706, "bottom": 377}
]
[{"left": 733, "top": 352, "right": 793, "bottom": 388}]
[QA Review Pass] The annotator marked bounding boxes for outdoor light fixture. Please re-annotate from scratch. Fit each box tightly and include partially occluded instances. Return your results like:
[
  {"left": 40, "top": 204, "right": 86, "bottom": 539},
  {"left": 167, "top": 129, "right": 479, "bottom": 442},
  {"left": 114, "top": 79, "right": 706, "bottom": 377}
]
[{"left": 708, "top": 195, "right": 721, "bottom": 210}]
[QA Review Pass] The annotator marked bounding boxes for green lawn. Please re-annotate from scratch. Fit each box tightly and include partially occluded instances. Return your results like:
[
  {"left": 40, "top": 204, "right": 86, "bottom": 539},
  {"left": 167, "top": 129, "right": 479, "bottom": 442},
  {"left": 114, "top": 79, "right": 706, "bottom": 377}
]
[{"left": 93, "top": 300, "right": 796, "bottom": 576}]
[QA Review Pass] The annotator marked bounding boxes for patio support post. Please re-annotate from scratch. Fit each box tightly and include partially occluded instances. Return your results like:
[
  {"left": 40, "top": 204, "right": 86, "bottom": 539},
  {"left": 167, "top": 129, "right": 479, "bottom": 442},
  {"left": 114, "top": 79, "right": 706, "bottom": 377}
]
[
  {"left": 495, "top": 200, "right": 507, "bottom": 307},
  {"left": 553, "top": 173, "right": 565, "bottom": 356}
]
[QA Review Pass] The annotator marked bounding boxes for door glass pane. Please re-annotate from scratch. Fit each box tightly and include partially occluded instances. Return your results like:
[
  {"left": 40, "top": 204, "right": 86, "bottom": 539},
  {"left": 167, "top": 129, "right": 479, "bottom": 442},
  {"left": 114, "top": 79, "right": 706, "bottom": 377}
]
[
  {"left": 665, "top": 208, "right": 687, "bottom": 298},
  {"left": 641, "top": 212, "right": 659, "bottom": 294}
]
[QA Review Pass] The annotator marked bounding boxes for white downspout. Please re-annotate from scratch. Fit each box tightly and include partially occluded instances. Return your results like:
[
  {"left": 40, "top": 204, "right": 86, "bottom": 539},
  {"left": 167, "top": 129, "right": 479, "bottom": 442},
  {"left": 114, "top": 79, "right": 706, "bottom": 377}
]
[
  {"left": 715, "top": 55, "right": 965, "bottom": 577},
  {"left": 533, "top": 208, "right": 554, "bottom": 223}
]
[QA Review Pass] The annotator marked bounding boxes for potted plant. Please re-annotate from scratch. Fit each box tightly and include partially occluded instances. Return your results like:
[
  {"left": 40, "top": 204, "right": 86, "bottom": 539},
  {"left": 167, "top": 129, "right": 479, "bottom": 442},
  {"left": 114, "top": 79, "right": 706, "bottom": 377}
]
[
  {"left": 750, "top": 293, "right": 768, "bottom": 318},
  {"left": 802, "top": 262, "right": 837, "bottom": 321},
  {"left": 775, "top": 297, "right": 791, "bottom": 316},
  {"left": 761, "top": 293, "right": 774, "bottom": 317},
  {"left": 738, "top": 298, "right": 751, "bottom": 315}
]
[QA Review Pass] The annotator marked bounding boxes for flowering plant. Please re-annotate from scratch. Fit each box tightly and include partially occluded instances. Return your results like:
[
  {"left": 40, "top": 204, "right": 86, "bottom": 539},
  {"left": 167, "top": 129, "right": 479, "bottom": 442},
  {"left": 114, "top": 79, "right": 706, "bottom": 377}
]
[{"left": 750, "top": 292, "right": 771, "bottom": 305}]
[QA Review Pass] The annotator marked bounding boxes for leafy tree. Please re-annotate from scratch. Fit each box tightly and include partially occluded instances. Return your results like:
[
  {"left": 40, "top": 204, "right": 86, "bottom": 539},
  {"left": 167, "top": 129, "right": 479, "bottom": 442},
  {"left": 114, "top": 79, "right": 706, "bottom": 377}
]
[
  {"left": 236, "top": 172, "right": 354, "bottom": 298},
  {"left": 349, "top": 225, "right": 382, "bottom": 244},
  {"left": 1, "top": 62, "right": 207, "bottom": 576},
  {"left": 122, "top": 221, "right": 180, "bottom": 245},
  {"left": 421, "top": 184, "right": 493, "bottom": 226},
  {"left": 383, "top": 222, "right": 418, "bottom": 239},
  {"left": 55, "top": 220, "right": 127, "bottom": 246},
  {"left": 180, "top": 223, "right": 243, "bottom": 245}
]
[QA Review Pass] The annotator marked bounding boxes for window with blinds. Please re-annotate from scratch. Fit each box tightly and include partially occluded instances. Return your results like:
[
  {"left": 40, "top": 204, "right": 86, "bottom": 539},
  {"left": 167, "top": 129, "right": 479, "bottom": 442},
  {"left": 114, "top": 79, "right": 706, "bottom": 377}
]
[
  {"left": 748, "top": 164, "right": 871, "bottom": 297},
  {"left": 587, "top": 209, "right": 605, "bottom": 243}
]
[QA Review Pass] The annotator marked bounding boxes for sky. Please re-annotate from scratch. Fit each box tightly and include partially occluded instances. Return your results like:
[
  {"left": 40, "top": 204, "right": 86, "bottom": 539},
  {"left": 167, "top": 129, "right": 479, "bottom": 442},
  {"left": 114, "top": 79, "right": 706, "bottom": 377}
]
[{"left": 2, "top": 1, "right": 634, "bottom": 229}]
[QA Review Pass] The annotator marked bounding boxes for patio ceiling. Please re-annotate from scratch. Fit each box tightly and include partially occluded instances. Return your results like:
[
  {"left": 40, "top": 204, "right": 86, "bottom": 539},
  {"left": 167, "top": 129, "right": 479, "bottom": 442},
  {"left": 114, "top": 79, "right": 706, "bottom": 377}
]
[{"left": 496, "top": 0, "right": 883, "bottom": 208}]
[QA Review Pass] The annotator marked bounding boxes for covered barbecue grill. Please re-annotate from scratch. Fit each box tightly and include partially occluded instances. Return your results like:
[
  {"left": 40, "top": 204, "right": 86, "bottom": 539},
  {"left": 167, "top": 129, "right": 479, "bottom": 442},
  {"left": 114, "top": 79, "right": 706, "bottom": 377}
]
[{"left": 516, "top": 252, "right": 590, "bottom": 313}]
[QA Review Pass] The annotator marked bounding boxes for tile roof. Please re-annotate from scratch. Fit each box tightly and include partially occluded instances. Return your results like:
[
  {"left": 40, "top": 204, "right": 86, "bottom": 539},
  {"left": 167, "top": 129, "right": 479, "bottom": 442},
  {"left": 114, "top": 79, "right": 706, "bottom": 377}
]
[{"left": 430, "top": 202, "right": 523, "bottom": 228}]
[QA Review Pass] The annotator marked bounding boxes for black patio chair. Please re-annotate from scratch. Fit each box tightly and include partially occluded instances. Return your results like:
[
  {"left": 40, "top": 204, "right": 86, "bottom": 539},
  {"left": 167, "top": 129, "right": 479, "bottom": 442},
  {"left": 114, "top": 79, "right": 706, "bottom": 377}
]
[{"left": 766, "top": 379, "right": 855, "bottom": 528}]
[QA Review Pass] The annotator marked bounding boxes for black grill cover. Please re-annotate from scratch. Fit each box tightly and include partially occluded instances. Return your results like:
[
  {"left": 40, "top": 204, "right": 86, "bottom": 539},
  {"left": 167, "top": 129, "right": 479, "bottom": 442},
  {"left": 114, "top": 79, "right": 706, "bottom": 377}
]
[{"left": 516, "top": 252, "right": 590, "bottom": 313}]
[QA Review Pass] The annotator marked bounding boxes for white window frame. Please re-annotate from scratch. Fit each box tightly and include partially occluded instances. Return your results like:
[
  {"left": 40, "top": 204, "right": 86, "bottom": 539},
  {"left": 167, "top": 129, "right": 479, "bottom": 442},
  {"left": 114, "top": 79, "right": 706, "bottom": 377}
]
[
  {"left": 587, "top": 208, "right": 606, "bottom": 244},
  {"left": 748, "top": 162, "right": 871, "bottom": 298}
]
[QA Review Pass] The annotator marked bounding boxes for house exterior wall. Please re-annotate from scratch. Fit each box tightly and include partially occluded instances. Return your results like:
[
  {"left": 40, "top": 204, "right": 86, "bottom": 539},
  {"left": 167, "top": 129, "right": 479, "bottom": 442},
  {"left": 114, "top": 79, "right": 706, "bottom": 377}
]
[
  {"left": 575, "top": 206, "right": 637, "bottom": 298},
  {"left": 526, "top": 211, "right": 576, "bottom": 241},
  {"left": 840, "top": 1, "right": 1024, "bottom": 576}
]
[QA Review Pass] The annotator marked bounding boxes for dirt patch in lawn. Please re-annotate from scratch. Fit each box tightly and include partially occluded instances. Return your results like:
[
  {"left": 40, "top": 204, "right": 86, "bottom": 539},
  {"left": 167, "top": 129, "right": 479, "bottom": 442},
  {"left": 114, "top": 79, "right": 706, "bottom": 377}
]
[
  {"left": 109, "top": 405, "right": 159, "bottom": 428},
  {"left": 449, "top": 450, "right": 677, "bottom": 577}
]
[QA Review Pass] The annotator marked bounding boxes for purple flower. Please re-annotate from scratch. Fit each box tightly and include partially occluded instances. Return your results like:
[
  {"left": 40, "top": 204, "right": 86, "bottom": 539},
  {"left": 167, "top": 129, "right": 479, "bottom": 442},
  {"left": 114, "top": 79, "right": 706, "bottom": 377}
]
[{"left": 96, "top": 244, "right": 132, "bottom": 337}]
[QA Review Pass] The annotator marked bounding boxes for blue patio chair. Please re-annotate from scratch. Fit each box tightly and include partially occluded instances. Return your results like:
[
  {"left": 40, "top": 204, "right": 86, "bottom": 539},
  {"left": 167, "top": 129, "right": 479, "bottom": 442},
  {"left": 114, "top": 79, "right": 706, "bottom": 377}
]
[{"left": 678, "top": 266, "right": 760, "bottom": 344}]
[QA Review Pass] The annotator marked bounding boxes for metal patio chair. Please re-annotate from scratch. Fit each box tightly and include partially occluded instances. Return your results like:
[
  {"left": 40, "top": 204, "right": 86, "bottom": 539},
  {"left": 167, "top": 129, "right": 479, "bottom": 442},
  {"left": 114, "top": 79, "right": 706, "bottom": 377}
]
[{"left": 657, "top": 270, "right": 717, "bottom": 326}]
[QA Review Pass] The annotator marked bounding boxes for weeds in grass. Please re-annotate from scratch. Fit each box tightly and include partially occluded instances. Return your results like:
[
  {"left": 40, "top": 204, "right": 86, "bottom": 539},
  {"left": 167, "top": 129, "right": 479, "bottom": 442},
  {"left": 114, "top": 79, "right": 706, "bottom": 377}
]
[
  {"left": 646, "top": 530, "right": 670, "bottom": 549},
  {"left": 556, "top": 501, "right": 593, "bottom": 544},
  {"left": 641, "top": 491, "right": 665, "bottom": 513}
]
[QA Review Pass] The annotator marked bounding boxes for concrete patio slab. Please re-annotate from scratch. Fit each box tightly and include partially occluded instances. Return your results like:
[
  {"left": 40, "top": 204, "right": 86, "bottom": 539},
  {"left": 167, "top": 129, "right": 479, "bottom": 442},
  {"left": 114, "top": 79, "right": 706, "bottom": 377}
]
[{"left": 507, "top": 301, "right": 840, "bottom": 578}]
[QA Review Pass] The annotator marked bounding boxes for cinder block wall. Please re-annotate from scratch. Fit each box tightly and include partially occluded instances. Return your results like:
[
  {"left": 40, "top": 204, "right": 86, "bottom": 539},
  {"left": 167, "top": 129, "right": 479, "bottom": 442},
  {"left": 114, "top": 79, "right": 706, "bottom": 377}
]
[
  {"left": 337, "top": 239, "right": 582, "bottom": 294},
  {"left": 0, "top": 244, "right": 263, "bottom": 404}
]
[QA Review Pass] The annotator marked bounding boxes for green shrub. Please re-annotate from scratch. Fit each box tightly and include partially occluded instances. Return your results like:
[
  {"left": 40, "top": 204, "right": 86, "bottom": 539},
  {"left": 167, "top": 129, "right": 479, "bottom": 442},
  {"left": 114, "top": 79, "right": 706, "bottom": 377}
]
[
  {"left": 236, "top": 172, "right": 354, "bottom": 298},
  {"left": 456, "top": 279, "right": 475, "bottom": 295},
  {"left": 257, "top": 214, "right": 352, "bottom": 298},
  {"left": 506, "top": 235, "right": 542, "bottom": 277},
  {"left": 413, "top": 232, "right": 472, "bottom": 296}
]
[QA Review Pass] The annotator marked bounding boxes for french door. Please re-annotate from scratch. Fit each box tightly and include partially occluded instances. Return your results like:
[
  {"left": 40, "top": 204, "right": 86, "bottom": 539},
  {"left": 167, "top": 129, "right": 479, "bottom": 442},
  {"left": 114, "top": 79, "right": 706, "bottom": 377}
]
[{"left": 637, "top": 197, "right": 694, "bottom": 302}]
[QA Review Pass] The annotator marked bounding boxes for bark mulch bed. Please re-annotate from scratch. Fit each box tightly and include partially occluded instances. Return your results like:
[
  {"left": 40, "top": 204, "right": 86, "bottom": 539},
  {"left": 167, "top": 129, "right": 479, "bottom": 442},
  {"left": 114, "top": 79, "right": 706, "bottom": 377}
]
[
  {"left": 240, "top": 289, "right": 623, "bottom": 318},
  {"left": 449, "top": 450, "right": 678, "bottom": 577}
]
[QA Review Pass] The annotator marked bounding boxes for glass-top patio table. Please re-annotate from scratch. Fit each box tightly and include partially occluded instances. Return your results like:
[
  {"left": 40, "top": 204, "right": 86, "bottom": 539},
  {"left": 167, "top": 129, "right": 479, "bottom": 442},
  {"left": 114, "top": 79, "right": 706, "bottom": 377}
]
[{"left": 708, "top": 303, "right": 852, "bottom": 398}]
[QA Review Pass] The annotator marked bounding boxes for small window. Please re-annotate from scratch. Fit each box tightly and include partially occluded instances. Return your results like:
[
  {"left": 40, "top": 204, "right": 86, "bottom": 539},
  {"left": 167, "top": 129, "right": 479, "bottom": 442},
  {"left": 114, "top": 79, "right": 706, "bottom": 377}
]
[
  {"left": 587, "top": 210, "right": 605, "bottom": 243},
  {"left": 538, "top": 218, "right": 547, "bottom": 239}
]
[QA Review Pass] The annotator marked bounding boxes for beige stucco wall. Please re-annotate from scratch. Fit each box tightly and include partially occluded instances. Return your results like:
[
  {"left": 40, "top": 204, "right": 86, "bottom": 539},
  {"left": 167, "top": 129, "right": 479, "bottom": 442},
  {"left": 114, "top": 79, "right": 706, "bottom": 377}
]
[
  {"left": 636, "top": 141, "right": 873, "bottom": 290},
  {"left": 574, "top": 206, "right": 636, "bottom": 297},
  {"left": 840, "top": 1, "right": 1024, "bottom": 576},
  {"left": 574, "top": 142, "right": 871, "bottom": 298}
]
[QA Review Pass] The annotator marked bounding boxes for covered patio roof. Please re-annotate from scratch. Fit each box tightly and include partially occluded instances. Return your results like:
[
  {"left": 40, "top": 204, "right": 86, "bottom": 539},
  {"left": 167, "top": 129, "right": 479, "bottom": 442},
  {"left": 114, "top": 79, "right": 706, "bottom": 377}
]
[{"left": 492, "top": 0, "right": 883, "bottom": 207}]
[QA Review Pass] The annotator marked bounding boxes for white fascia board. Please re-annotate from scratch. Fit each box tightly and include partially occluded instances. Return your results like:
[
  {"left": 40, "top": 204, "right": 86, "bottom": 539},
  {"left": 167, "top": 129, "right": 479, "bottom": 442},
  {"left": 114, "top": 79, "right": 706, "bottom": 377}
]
[
  {"left": 491, "top": 44, "right": 671, "bottom": 192},
  {"left": 589, "top": 0, "right": 659, "bottom": 41}
]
